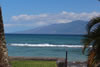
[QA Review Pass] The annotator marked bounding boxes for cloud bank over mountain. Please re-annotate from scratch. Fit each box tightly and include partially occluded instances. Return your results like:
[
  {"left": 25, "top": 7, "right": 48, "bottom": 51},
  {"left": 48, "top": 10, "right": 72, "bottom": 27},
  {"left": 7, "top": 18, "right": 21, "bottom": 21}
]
[{"left": 5, "top": 11, "right": 100, "bottom": 33}]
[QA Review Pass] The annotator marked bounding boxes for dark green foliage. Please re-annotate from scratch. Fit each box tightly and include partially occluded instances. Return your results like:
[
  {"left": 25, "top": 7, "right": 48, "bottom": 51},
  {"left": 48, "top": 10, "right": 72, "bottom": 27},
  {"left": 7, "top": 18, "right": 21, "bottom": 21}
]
[{"left": 82, "top": 17, "right": 100, "bottom": 67}]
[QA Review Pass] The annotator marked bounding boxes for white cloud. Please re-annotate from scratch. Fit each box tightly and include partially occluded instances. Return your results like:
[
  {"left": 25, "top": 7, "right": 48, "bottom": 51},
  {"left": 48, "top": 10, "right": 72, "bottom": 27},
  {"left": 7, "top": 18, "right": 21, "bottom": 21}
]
[
  {"left": 6, "top": 11, "right": 100, "bottom": 29},
  {"left": 12, "top": 14, "right": 48, "bottom": 21},
  {"left": 11, "top": 11, "right": 100, "bottom": 23},
  {"left": 56, "top": 19, "right": 72, "bottom": 23},
  {"left": 4, "top": 24, "right": 14, "bottom": 27},
  {"left": 5, "top": 11, "right": 100, "bottom": 33}
]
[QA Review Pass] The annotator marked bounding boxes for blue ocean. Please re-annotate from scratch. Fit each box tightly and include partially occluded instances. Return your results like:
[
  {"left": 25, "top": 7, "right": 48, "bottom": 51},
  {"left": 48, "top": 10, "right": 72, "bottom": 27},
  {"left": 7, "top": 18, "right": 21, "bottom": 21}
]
[{"left": 5, "top": 34, "right": 87, "bottom": 62}]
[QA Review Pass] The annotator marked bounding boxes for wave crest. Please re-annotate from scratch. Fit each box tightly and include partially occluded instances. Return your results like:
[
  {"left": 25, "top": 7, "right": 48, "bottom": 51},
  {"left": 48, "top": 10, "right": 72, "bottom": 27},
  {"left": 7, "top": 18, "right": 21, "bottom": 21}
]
[{"left": 8, "top": 43, "right": 84, "bottom": 48}]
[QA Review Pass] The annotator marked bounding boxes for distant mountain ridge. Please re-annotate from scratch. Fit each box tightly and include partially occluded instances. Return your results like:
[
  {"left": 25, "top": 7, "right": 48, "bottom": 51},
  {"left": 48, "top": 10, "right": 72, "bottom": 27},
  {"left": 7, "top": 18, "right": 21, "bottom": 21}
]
[{"left": 18, "top": 20, "right": 88, "bottom": 34}]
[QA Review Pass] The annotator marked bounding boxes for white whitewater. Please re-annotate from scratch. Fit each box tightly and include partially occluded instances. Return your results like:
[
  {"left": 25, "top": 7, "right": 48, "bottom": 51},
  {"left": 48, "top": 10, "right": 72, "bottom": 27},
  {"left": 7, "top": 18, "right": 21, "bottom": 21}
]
[{"left": 8, "top": 43, "right": 85, "bottom": 48}]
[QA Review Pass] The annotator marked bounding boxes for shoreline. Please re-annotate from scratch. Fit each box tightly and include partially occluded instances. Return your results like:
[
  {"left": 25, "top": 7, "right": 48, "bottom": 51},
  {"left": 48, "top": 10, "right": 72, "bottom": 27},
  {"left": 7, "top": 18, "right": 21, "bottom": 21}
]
[
  {"left": 9, "top": 56, "right": 64, "bottom": 61},
  {"left": 9, "top": 56, "right": 87, "bottom": 67}
]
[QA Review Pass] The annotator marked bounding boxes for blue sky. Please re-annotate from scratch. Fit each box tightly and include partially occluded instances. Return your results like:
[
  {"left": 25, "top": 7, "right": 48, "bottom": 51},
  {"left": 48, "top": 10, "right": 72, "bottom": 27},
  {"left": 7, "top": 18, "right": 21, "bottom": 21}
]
[{"left": 0, "top": 0, "right": 100, "bottom": 33}]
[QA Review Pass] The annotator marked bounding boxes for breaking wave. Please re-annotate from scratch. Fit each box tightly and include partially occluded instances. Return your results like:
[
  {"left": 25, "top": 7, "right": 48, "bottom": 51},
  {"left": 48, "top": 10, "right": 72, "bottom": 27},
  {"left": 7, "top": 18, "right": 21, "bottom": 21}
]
[{"left": 8, "top": 43, "right": 86, "bottom": 48}]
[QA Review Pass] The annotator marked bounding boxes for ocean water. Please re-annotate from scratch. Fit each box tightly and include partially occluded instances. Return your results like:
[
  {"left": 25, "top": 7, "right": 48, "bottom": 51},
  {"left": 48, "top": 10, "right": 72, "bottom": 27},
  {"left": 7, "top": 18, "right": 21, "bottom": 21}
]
[{"left": 5, "top": 34, "right": 87, "bottom": 62}]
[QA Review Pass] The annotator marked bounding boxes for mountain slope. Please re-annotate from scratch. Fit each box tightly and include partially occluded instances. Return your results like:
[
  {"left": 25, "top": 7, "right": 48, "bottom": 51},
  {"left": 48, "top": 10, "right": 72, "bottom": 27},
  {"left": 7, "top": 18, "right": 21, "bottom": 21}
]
[{"left": 18, "top": 20, "right": 88, "bottom": 34}]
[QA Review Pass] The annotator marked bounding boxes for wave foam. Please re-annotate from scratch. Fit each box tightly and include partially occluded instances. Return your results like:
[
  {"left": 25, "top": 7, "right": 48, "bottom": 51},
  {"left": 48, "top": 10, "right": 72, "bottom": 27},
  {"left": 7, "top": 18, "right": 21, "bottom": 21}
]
[{"left": 8, "top": 43, "right": 84, "bottom": 48}]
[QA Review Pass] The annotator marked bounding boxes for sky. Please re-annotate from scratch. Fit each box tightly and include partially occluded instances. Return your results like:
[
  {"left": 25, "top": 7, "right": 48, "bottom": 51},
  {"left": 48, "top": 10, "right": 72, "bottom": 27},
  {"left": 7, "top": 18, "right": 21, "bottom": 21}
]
[{"left": 0, "top": 0, "right": 100, "bottom": 33}]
